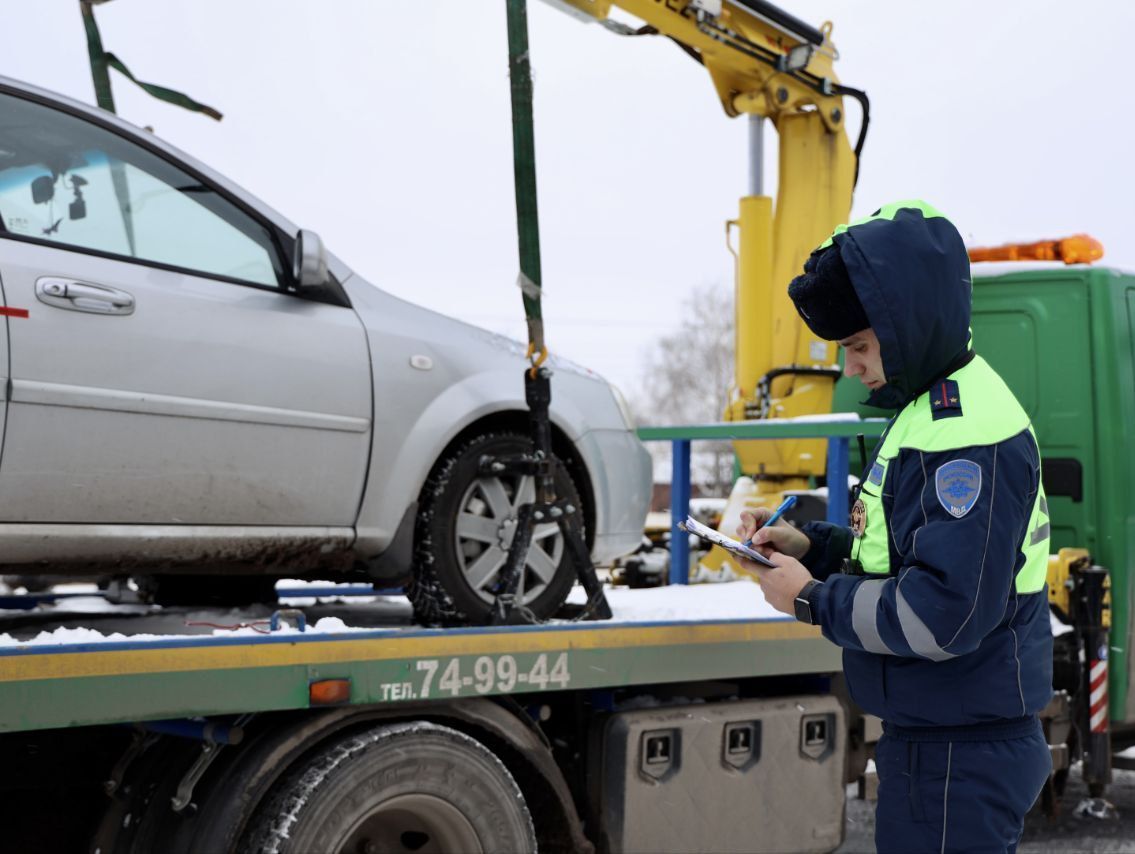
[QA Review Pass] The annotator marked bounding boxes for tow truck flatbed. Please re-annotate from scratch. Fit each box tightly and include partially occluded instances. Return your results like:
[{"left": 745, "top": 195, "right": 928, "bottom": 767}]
[{"left": 0, "top": 586, "right": 836, "bottom": 733}]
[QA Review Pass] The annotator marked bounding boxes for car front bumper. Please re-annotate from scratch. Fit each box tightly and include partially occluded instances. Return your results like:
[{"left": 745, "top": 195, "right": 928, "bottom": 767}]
[{"left": 577, "top": 428, "right": 653, "bottom": 564}]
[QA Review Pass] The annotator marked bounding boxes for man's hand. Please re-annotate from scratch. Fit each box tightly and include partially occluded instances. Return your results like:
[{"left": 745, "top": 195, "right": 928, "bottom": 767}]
[
  {"left": 737, "top": 508, "right": 811, "bottom": 560},
  {"left": 739, "top": 551, "right": 815, "bottom": 617}
]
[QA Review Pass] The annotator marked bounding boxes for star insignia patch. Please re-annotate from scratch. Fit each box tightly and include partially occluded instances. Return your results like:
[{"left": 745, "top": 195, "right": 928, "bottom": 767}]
[{"left": 930, "top": 379, "right": 963, "bottom": 421}]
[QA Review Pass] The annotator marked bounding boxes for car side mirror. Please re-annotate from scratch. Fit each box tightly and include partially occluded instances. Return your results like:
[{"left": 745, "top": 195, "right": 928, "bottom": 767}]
[{"left": 294, "top": 229, "right": 329, "bottom": 289}]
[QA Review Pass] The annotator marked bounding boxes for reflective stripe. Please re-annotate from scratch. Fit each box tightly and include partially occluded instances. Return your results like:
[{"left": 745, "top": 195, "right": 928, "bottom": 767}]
[
  {"left": 896, "top": 586, "right": 957, "bottom": 661},
  {"left": 1090, "top": 659, "right": 1109, "bottom": 734},
  {"left": 819, "top": 200, "right": 949, "bottom": 249},
  {"left": 941, "top": 743, "right": 954, "bottom": 854},
  {"left": 1030, "top": 522, "right": 1051, "bottom": 546},
  {"left": 1090, "top": 681, "right": 1107, "bottom": 707},
  {"left": 1016, "top": 475, "right": 1050, "bottom": 594},
  {"left": 1091, "top": 706, "right": 1109, "bottom": 731},
  {"left": 852, "top": 579, "right": 896, "bottom": 654}
]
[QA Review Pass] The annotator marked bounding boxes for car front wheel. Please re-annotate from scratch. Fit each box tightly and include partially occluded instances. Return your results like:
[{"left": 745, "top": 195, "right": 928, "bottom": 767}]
[{"left": 408, "top": 431, "right": 582, "bottom": 625}]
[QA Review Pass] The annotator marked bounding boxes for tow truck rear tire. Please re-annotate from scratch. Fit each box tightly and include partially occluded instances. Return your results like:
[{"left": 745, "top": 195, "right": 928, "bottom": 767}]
[
  {"left": 240, "top": 722, "right": 536, "bottom": 854},
  {"left": 409, "top": 431, "right": 581, "bottom": 625}
]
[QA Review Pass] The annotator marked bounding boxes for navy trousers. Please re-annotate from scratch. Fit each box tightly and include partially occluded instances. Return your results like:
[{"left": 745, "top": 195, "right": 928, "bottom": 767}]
[{"left": 874, "top": 717, "right": 1051, "bottom": 854}]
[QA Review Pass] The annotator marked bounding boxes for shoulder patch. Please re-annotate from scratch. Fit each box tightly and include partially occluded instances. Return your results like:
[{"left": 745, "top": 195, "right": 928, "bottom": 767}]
[
  {"left": 930, "top": 379, "right": 963, "bottom": 421},
  {"left": 935, "top": 459, "right": 982, "bottom": 518}
]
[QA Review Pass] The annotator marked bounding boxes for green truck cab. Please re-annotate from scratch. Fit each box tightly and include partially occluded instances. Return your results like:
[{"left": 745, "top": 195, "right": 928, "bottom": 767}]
[
  {"left": 972, "top": 263, "right": 1134, "bottom": 730},
  {"left": 834, "top": 261, "right": 1134, "bottom": 775}
]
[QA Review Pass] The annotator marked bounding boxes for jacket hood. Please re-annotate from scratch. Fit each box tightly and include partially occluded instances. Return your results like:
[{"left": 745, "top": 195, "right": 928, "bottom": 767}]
[{"left": 826, "top": 201, "right": 972, "bottom": 409}]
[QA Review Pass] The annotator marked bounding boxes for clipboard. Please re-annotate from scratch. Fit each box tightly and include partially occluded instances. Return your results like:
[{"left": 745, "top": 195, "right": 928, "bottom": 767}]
[{"left": 678, "top": 515, "right": 776, "bottom": 567}]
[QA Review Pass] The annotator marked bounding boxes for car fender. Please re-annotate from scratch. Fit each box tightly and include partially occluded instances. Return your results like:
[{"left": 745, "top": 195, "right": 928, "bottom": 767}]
[{"left": 353, "top": 369, "right": 595, "bottom": 557}]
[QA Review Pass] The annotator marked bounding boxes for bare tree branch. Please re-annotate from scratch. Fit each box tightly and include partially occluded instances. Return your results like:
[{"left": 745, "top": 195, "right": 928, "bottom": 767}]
[{"left": 633, "top": 281, "right": 736, "bottom": 496}]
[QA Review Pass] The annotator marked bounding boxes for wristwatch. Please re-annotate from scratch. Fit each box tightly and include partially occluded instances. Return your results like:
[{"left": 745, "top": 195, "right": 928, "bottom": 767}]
[{"left": 794, "top": 579, "right": 823, "bottom": 625}]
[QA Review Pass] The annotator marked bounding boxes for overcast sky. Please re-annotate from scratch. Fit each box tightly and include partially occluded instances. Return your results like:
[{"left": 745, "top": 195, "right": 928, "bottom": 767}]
[{"left": 4, "top": 0, "right": 1133, "bottom": 398}]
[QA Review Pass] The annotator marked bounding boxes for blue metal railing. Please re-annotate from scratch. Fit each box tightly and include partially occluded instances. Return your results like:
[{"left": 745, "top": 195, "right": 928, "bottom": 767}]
[{"left": 637, "top": 418, "right": 887, "bottom": 584}]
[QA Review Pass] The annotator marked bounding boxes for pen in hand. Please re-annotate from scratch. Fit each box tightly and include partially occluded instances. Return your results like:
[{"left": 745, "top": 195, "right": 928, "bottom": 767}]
[{"left": 742, "top": 495, "right": 798, "bottom": 548}]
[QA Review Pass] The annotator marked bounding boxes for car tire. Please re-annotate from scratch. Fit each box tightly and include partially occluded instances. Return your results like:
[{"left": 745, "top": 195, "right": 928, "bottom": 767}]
[
  {"left": 408, "top": 431, "right": 582, "bottom": 625},
  {"left": 240, "top": 722, "right": 536, "bottom": 854}
]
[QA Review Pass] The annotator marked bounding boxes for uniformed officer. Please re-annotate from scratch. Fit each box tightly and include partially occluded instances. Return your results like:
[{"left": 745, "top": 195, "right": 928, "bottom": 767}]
[{"left": 738, "top": 201, "right": 1053, "bottom": 854}]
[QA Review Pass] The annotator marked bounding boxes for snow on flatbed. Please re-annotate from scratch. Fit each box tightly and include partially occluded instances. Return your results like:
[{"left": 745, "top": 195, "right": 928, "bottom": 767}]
[
  {"left": 0, "top": 580, "right": 784, "bottom": 649},
  {"left": 566, "top": 578, "right": 782, "bottom": 622}
]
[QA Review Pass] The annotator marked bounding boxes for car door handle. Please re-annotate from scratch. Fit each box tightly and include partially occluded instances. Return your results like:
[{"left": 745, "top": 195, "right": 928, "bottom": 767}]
[{"left": 36, "top": 278, "right": 135, "bottom": 316}]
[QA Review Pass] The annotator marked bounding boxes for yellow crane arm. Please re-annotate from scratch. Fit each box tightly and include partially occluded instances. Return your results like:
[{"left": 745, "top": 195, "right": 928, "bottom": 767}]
[
  {"left": 544, "top": 0, "right": 868, "bottom": 482},
  {"left": 547, "top": 1, "right": 845, "bottom": 119},
  {"left": 544, "top": 0, "right": 872, "bottom": 576}
]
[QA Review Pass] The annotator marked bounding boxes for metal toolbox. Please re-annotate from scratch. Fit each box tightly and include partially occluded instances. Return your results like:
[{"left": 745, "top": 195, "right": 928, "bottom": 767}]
[{"left": 593, "top": 695, "right": 846, "bottom": 853}]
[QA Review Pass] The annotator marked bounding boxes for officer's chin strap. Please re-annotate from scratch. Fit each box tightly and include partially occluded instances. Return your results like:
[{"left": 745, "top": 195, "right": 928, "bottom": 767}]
[{"left": 488, "top": 0, "right": 610, "bottom": 626}]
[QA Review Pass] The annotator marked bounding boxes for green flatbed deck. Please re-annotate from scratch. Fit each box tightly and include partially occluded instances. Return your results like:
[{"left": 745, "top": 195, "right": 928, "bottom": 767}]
[{"left": 0, "top": 615, "right": 836, "bottom": 733}]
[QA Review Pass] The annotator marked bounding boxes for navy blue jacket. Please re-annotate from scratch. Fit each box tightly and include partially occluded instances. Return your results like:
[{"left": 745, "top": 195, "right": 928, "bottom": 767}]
[{"left": 799, "top": 204, "right": 1053, "bottom": 728}]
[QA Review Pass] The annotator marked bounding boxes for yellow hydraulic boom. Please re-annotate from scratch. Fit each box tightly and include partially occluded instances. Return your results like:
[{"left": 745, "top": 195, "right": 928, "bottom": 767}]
[{"left": 544, "top": 0, "right": 868, "bottom": 570}]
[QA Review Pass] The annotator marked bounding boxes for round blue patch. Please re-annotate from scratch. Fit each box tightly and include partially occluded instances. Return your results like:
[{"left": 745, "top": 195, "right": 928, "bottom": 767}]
[{"left": 935, "top": 459, "right": 982, "bottom": 518}]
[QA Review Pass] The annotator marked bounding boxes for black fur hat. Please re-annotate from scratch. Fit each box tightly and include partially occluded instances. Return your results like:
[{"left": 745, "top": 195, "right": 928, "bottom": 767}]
[{"left": 787, "top": 243, "right": 870, "bottom": 341}]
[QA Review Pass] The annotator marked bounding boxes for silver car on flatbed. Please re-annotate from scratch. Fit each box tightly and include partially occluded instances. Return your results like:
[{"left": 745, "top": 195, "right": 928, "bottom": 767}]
[{"left": 0, "top": 76, "right": 652, "bottom": 621}]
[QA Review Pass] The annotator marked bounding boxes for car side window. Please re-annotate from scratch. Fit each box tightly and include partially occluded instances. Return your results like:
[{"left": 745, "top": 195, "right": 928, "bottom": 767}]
[{"left": 0, "top": 91, "right": 285, "bottom": 288}]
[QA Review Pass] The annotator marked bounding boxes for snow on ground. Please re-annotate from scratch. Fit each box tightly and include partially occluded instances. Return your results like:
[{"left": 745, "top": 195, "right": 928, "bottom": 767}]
[
  {"left": 46, "top": 596, "right": 152, "bottom": 614},
  {"left": 273, "top": 578, "right": 386, "bottom": 606},
  {"left": 1051, "top": 609, "right": 1075, "bottom": 637},
  {"left": 41, "top": 583, "right": 100, "bottom": 594},
  {"left": 274, "top": 578, "right": 366, "bottom": 591}
]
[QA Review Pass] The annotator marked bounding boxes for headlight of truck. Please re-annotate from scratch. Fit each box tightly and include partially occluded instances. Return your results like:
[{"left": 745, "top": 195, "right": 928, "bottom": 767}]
[{"left": 609, "top": 383, "right": 636, "bottom": 430}]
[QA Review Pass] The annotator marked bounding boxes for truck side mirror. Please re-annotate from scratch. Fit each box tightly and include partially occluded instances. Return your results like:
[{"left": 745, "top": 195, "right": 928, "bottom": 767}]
[{"left": 294, "top": 229, "right": 329, "bottom": 290}]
